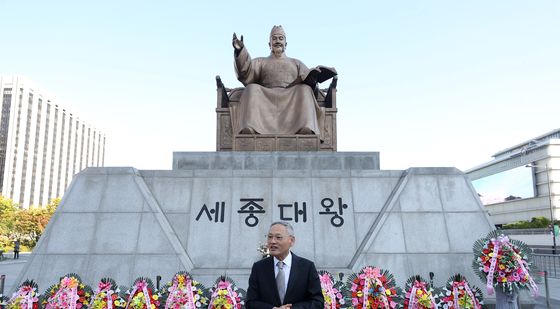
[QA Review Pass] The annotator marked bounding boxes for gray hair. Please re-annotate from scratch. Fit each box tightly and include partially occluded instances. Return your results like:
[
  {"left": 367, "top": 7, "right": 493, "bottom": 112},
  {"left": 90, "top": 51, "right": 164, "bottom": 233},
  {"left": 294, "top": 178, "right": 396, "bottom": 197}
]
[{"left": 270, "top": 221, "right": 294, "bottom": 236}]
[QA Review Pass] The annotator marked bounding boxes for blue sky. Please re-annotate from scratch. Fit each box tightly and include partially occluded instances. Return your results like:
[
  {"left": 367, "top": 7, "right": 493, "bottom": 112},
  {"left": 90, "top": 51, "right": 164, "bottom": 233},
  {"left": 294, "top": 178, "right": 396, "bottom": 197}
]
[
  {"left": 1, "top": 1, "right": 559, "bottom": 170},
  {"left": 472, "top": 166, "right": 535, "bottom": 204}
]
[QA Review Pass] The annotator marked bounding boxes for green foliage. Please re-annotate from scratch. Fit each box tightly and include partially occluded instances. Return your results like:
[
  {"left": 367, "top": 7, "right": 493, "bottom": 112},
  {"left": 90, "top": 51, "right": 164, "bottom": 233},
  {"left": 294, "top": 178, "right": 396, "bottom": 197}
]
[
  {"left": 0, "top": 196, "right": 60, "bottom": 250},
  {"left": 502, "top": 216, "right": 551, "bottom": 229},
  {"left": 0, "top": 196, "right": 19, "bottom": 249}
]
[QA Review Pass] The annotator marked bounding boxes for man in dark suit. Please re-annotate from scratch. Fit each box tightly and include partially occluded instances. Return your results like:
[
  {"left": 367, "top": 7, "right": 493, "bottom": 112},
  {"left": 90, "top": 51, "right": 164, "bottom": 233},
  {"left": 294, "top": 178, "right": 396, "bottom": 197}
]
[{"left": 246, "top": 221, "right": 323, "bottom": 309}]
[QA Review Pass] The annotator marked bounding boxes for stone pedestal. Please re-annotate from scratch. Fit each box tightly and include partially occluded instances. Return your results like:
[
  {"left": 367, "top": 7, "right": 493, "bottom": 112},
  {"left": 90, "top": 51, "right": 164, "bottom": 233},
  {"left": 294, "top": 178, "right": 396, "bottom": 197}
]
[{"left": 14, "top": 152, "right": 494, "bottom": 295}]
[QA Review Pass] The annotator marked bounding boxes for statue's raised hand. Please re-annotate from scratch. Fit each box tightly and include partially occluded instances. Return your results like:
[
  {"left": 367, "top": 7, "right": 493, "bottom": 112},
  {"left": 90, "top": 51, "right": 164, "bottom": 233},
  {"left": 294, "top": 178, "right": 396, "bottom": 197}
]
[{"left": 232, "top": 33, "right": 244, "bottom": 51}]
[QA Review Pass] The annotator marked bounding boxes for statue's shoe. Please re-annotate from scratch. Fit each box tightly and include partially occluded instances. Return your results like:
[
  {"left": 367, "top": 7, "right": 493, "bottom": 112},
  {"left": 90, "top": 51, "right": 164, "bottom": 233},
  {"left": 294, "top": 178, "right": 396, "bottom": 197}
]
[
  {"left": 240, "top": 127, "right": 257, "bottom": 134},
  {"left": 296, "top": 127, "right": 314, "bottom": 135}
]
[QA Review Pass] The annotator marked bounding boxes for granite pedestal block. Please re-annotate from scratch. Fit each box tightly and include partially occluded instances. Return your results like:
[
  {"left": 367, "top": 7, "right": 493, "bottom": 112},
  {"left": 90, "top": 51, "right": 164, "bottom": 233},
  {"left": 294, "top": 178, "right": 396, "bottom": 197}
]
[{"left": 14, "top": 152, "right": 494, "bottom": 296}]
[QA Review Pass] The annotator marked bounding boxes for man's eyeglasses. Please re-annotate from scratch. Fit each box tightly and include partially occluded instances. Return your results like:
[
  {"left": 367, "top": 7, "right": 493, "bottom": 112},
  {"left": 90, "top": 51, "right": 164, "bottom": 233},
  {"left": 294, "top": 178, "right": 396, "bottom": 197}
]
[{"left": 267, "top": 234, "right": 291, "bottom": 241}]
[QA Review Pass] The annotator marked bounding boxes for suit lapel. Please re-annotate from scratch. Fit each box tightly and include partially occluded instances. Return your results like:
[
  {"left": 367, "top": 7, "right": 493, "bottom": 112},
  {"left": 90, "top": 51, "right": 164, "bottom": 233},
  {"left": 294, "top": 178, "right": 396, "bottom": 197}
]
[
  {"left": 266, "top": 257, "right": 282, "bottom": 304},
  {"left": 285, "top": 253, "right": 298, "bottom": 300}
]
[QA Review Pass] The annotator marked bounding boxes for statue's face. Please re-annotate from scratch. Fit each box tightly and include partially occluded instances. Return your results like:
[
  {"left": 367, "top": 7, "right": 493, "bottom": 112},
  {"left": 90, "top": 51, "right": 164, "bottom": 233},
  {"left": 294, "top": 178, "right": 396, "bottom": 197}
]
[{"left": 269, "top": 33, "right": 286, "bottom": 54}]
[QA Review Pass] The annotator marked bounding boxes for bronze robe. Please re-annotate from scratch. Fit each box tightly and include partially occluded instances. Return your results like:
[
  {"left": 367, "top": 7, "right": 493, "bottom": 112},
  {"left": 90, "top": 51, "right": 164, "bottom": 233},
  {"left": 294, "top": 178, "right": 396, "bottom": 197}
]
[{"left": 231, "top": 47, "right": 323, "bottom": 135}]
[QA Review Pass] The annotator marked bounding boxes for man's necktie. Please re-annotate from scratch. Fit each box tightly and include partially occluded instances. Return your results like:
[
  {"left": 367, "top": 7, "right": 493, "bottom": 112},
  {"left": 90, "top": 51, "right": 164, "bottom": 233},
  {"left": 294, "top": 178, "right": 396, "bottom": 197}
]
[{"left": 276, "top": 261, "right": 286, "bottom": 303}]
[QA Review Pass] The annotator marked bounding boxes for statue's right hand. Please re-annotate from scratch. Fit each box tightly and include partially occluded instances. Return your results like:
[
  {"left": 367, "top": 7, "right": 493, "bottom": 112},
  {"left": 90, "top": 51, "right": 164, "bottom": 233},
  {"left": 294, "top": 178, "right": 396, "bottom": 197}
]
[{"left": 232, "top": 33, "right": 244, "bottom": 51}]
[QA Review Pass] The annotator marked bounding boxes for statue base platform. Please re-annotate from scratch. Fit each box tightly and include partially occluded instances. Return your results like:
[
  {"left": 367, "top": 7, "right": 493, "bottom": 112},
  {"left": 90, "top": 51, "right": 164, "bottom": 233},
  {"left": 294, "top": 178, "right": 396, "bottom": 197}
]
[{"left": 14, "top": 152, "right": 495, "bottom": 298}]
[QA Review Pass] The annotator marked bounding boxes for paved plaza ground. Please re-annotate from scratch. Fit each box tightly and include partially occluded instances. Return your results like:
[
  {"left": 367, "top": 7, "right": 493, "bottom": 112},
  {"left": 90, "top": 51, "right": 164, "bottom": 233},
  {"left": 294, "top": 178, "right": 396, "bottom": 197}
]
[{"left": 1, "top": 252, "right": 559, "bottom": 308}]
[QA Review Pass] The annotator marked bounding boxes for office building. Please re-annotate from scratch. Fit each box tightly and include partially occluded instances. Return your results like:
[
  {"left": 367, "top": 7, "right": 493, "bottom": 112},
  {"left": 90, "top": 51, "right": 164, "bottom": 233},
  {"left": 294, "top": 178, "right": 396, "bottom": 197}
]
[{"left": 0, "top": 75, "right": 105, "bottom": 208}]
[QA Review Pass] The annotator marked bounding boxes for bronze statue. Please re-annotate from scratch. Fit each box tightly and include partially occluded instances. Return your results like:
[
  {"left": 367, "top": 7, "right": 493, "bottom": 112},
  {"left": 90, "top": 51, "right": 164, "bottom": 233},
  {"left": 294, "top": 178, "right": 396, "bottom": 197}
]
[{"left": 231, "top": 25, "right": 336, "bottom": 136}]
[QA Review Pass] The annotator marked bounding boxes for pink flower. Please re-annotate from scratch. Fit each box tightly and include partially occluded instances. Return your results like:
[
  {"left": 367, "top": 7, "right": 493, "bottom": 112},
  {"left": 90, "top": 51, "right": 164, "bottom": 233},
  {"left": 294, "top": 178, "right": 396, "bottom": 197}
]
[{"left": 364, "top": 267, "right": 381, "bottom": 278}]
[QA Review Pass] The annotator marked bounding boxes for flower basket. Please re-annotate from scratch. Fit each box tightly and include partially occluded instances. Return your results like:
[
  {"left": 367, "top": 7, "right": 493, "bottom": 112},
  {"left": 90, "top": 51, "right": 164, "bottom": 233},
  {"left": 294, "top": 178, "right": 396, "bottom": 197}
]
[
  {"left": 208, "top": 276, "right": 245, "bottom": 309},
  {"left": 436, "top": 274, "right": 483, "bottom": 309},
  {"left": 124, "top": 277, "right": 162, "bottom": 309},
  {"left": 317, "top": 270, "right": 346, "bottom": 309},
  {"left": 42, "top": 273, "right": 91, "bottom": 309},
  {"left": 5, "top": 279, "right": 40, "bottom": 309},
  {"left": 403, "top": 275, "right": 437, "bottom": 309},
  {"left": 160, "top": 271, "right": 209, "bottom": 309},
  {"left": 344, "top": 266, "right": 402, "bottom": 309},
  {"left": 89, "top": 278, "right": 126, "bottom": 309},
  {"left": 472, "top": 231, "right": 539, "bottom": 296}
]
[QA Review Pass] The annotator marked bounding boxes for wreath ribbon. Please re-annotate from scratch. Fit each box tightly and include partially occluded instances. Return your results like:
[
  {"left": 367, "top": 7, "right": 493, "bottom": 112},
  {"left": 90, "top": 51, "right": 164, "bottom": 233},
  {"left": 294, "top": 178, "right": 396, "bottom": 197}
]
[
  {"left": 512, "top": 252, "right": 539, "bottom": 296},
  {"left": 48, "top": 285, "right": 78, "bottom": 309},
  {"left": 69, "top": 286, "right": 78, "bottom": 309},
  {"left": 361, "top": 267, "right": 391, "bottom": 309},
  {"left": 185, "top": 278, "right": 197, "bottom": 309},
  {"left": 164, "top": 282, "right": 178, "bottom": 309},
  {"left": 209, "top": 281, "right": 238, "bottom": 309},
  {"left": 408, "top": 281, "right": 436, "bottom": 309},
  {"left": 452, "top": 281, "right": 480, "bottom": 309},
  {"left": 125, "top": 281, "right": 152, "bottom": 309},
  {"left": 106, "top": 290, "right": 114, "bottom": 309},
  {"left": 486, "top": 235, "right": 538, "bottom": 296},
  {"left": 319, "top": 274, "right": 337, "bottom": 309},
  {"left": 226, "top": 284, "right": 238, "bottom": 308},
  {"left": 25, "top": 288, "right": 35, "bottom": 309},
  {"left": 486, "top": 235, "right": 508, "bottom": 295},
  {"left": 8, "top": 286, "right": 36, "bottom": 309}
]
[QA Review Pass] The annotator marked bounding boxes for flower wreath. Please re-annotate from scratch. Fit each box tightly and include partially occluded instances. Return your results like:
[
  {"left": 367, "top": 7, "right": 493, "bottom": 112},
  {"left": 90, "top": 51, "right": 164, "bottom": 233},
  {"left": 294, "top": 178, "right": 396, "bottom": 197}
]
[
  {"left": 208, "top": 276, "right": 245, "bottom": 309},
  {"left": 317, "top": 270, "right": 346, "bottom": 309},
  {"left": 124, "top": 277, "right": 161, "bottom": 309},
  {"left": 6, "top": 279, "right": 40, "bottom": 309},
  {"left": 160, "top": 271, "right": 209, "bottom": 309},
  {"left": 403, "top": 275, "right": 437, "bottom": 309},
  {"left": 436, "top": 274, "right": 483, "bottom": 309},
  {"left": 344, "top": 266, "right": 402, "bottom": 309},
  {"left": 89, "top": 278, "right": 126, "bottom": 309},
  {"left": 42, "top": 273, "right": 91, "bottom": 309},
  {"left": 472, "top": 231, "right": 539, "bottom": 296}
]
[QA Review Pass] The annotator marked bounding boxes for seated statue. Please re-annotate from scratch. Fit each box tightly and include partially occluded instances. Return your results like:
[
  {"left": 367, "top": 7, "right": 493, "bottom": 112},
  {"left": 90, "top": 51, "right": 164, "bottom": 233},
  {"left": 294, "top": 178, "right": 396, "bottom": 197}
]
[{"left": 231, "top": 25, "right": 336, "bottom": 137}]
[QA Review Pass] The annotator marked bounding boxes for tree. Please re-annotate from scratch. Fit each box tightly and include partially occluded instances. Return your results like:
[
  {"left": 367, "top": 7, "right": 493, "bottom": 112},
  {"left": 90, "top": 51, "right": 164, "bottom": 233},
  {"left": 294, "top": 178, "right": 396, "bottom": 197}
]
[
  {"left": 0, "top": 196, "right": 60, "bottom": 250},
  {"left": 0, "top": 196, "right": 19, "bottom": 249}
]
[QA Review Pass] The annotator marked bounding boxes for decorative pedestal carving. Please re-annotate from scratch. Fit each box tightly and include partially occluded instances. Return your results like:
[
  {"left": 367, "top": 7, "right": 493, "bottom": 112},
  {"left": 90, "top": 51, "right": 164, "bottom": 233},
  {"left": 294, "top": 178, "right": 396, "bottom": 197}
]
[{"left": 234, "top": 135, "right": 320, "bottom": 151}]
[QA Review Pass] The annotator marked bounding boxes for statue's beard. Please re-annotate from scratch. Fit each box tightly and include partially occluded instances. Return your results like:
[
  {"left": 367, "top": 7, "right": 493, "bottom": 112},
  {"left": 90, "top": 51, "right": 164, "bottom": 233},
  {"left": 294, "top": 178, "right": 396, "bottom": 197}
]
[{"left": 271, "top": 45, "right": 285, "bottom": 55}]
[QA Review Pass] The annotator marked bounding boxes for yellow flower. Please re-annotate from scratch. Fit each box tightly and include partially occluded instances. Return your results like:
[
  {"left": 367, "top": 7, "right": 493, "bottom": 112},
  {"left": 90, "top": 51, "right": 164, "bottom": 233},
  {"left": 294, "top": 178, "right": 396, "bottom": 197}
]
[
  {"left": 501, "top": 277, "right": 507, "bottom": 282},
  {"left": 416, "top": 289, "right": 423, "bottom": 295},
  {"left": 488, "top": 253, "right": 494, "bottom": 257},
  {"left": 114, "top": 300, "right": 121, "bottom": 306},
  {"left": 499, "top": 264, "right": 505, "bottom": 270},
  {"left": 153, "top": 295, "right": 159, "bottom": 300},
  {"left": 385, "top": 289, "right": 392, "bottom": 295},
  {"left": 356, "top": 291, "right": 363, "bottom": 297}
]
